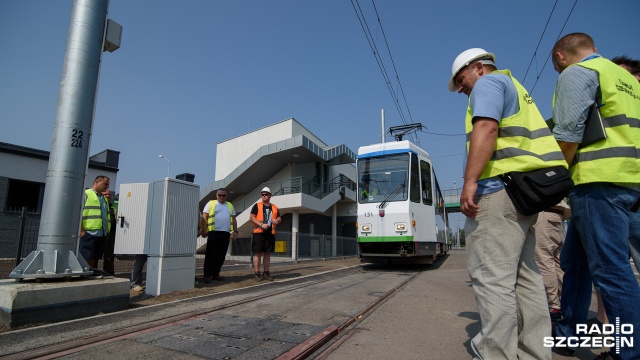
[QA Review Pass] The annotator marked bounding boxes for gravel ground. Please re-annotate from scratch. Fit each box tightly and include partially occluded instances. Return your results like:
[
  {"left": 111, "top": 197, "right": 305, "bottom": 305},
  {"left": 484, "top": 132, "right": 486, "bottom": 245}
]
[{"left": 128, "top": 257, "right": 362, "bottom": 306}]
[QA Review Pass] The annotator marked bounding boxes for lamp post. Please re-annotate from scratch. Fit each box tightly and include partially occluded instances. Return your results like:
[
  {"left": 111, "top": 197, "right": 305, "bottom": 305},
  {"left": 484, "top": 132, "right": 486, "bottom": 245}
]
[{"left": 158, "top": 155, "right": 171, "bottom": 177}]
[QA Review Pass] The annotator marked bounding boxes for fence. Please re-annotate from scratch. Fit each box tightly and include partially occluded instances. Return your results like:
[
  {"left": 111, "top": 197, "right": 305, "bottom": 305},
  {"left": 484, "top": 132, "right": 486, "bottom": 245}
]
[{"left": 0, "top": 214, "right": 358, "bottom": 279}]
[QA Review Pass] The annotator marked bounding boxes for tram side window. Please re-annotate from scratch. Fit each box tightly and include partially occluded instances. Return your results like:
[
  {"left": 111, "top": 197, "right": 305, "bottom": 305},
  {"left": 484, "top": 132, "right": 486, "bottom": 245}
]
[
  {"left": 421, "top": 160, "right": 433, "bottom": 205},
  {"left": 410, "top": 154, "right": 420, "bottom": 203}
]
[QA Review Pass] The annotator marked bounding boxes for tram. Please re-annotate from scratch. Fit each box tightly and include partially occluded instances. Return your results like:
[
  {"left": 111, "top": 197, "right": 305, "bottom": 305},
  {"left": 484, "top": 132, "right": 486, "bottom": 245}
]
[{"left": 356, "top": 140, "right": 449, "bottom": 264}]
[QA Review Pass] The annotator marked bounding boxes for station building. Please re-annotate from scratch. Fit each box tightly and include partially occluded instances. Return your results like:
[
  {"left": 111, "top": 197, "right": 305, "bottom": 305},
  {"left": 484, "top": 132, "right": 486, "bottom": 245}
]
[{"left": 199, "top": 118, "right": 358, "bottom": 257}]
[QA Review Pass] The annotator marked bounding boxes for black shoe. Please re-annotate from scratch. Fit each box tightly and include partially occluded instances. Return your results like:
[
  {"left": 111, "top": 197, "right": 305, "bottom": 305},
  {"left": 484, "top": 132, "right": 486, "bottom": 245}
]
[
  {"left": 263, "top": 271, "right": 273, "bottom": 282},
  {"left": 212, "top": 275, "right": 225, "bottom": 281},
  {"left": 254, "top": 272, "right": 262, "bottom": 282},
  {"left": 203, "top": 276, "right": 212, "bottom": 284},
  {"left": 587, "top": 317, "right": 605, "bottom": 337},
  {"left": 551, "top": 323, "right": 575, "bottom": 356},
  {"left": 593, "top": 351, "right": 619, "bottom": 360}
]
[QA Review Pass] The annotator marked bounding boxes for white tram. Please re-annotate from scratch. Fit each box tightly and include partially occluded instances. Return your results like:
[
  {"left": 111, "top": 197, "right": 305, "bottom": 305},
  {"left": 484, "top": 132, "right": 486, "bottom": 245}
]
[{"left": 356, "top": 140, "right": 449, "bottom": 264}]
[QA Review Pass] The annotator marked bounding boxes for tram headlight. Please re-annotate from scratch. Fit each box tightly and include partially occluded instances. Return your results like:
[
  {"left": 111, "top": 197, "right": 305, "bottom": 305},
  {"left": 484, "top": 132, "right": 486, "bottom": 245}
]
[
  {"left": 395, "top": 223, "right": 407, "bottom": 232},
  {"left": 361, "top": 224, "right": 372, "bottom": 233}
]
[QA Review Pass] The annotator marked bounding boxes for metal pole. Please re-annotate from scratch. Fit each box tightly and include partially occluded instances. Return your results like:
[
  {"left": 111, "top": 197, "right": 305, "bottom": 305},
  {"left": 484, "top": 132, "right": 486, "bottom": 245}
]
[
  {"left": 381, "top": 109, "right": 385, "bottom": 143},
  {"left": 11, "top": 0, "right": 110, "bottom": 278}
]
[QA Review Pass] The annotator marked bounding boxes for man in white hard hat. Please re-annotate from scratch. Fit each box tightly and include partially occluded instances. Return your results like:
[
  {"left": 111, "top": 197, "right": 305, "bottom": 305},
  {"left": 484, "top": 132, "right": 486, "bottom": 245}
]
[
  {"left": 250, "top": 187, "right": 281, "bottom": 281},
  {"left": 450, "top": 48, "right": 567, "bottom": 360}
]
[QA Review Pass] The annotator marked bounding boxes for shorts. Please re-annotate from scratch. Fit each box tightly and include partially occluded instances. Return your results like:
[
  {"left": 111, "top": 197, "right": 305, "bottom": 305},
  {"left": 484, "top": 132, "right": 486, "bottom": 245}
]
[
  {"left": 252, "top": 232, "right": 275, "bottom": 253},
  {"left": 79, "top": 233, "right": 107, "bottom": 261}
]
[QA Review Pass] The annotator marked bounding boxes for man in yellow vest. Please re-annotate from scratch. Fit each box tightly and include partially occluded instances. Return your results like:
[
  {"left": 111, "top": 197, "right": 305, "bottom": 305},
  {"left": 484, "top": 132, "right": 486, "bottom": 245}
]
[
  {"left": 250, "top": 187, "right": 281, "bottom": 282},
  {"left": 449, "top": 47, "right": 566, "bottom": 360},
  {"left": 201, "top": 188, "right": 238, "bottom": 284},
  {"left": 550, "top": 33, "right": 640, "bottom": 360},
  {"left": 80, "top": 175, "right": 110, "bottom": 272}
]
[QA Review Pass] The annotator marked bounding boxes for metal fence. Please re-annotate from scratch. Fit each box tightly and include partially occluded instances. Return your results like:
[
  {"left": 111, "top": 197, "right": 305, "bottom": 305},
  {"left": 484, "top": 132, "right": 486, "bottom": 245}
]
[
  {"left": 1, "top": 213, "right": 358, "bottom": 279},
  {"left": 230, "top": 231, "right": 358, "bottom": 259}
]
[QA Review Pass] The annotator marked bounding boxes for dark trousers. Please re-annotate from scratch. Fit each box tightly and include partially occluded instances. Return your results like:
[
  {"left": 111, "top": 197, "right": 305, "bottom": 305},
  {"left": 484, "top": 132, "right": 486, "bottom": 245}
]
[
  {"left": 204, "top": 231, "right": 230, "bottom": 277},
  {"left": 103, "top": 230, "right": 116, "bottom": 274}
]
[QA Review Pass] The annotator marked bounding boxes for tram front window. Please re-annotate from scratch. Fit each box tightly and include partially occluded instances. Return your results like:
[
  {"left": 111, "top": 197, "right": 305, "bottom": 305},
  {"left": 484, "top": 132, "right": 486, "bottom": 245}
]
[{"left": 358, "top": 154, "right": 409, "bottom": 204}]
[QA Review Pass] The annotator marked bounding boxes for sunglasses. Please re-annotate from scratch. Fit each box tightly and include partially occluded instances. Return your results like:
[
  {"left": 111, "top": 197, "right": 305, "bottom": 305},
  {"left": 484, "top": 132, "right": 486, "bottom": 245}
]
[
  {"left": 217, "top": 194, "right": 227, "bottom": 197},
  {"left": 261, "top": 193, "right": 271, "bottom": 196}
]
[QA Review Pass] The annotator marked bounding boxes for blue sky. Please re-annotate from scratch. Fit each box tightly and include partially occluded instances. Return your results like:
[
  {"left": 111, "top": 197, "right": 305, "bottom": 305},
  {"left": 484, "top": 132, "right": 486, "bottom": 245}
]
[{"left": 2, "top": 0, "right": 639, "bottom": 194}]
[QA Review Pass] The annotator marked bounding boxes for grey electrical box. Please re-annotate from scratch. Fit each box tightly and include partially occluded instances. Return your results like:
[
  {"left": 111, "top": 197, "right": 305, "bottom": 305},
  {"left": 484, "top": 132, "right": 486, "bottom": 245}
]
[{"left": 104, "top": 19, "right": 122, "bottom": 52}]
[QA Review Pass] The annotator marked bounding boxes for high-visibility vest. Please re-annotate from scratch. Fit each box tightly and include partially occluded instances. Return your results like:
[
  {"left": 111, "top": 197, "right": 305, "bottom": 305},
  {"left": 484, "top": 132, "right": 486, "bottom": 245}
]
[
  {"left": 554, "top": 57, "right": 640, "bottom": 185},
  {"left": 82, "top": 189, "right": 110, "bottom": 232},
  {"left": 253, "top": 202, "right": 279, "bottom": 234},
  {"left": 465, "top": 69, "right": 568, "bottom": 180},
  {"left": 206, "top": 200, "right": 234, "bottom": 232}
]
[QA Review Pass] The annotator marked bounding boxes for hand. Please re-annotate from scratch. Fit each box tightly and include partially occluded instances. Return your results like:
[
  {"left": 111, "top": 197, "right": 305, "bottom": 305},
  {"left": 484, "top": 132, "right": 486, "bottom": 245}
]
[
  {"left": 232, "top": 231, "right": 238, "bottom": 239},
  {"left": 261, "top": 223, "right": 269, "bottom": 229},
  {"left": 460, "top": 182, "right": 479, "bottom": 218}
]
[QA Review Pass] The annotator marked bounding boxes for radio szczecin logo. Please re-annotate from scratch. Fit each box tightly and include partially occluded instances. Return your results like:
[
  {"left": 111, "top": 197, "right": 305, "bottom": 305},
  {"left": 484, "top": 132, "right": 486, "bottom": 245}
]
[{"left": 544, "top": 318, "right": 633, "bottom": 354}]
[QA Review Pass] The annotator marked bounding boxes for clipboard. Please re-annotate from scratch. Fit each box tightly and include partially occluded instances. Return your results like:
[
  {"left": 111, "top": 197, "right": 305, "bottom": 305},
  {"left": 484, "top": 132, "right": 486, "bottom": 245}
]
[{"left": 580, "top": 102, "right": 607, "bottom": 147}]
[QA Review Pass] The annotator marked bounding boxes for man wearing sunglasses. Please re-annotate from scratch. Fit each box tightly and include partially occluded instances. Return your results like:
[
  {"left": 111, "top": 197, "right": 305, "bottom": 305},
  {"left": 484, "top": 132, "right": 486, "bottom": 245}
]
[
  {"left": 250, "top": 187, "right": 281, "bottom": 281},
  {"left": 201, "top": 188, "right": 238, "bottom": 284}
]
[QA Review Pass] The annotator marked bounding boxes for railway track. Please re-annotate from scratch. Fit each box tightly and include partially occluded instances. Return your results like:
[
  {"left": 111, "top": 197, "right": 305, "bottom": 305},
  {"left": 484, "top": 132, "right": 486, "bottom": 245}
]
[{"left": 0, "top": 264, "right": 426, "bottom": 360}]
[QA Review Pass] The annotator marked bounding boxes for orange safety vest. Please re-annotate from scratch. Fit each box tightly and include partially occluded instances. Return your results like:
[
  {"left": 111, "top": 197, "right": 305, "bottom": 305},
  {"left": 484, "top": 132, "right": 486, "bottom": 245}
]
[{"left": 253, "top": 202, "right": 279, "bottom": 234}]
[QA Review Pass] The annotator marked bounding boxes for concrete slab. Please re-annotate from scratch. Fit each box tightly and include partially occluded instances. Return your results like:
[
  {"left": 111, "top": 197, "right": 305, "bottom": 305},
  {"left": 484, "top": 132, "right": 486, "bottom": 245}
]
[{"left": 0, "top": 277, "right": 130, "bottom": 328}]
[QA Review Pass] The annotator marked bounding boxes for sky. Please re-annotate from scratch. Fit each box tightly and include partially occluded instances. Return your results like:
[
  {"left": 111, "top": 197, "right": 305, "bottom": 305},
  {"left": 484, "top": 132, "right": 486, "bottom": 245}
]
[{"left": 2, "top": 0, "right": 639, "bottom": 197}]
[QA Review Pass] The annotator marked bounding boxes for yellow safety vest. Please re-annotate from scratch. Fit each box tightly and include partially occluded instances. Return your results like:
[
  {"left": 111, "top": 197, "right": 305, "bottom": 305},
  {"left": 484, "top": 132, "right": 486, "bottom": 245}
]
[
  {"left": 554, "top": 58, "right": 640, "bottom": 185},
  {"left": 465, "top": 69, "right": 568, "bottom": 180},
  {"left": 207, "top": 200, "right": 235, "bottom": 232},
  {"left": 82, "top": 189, "right": 110, "bottom": 232}
]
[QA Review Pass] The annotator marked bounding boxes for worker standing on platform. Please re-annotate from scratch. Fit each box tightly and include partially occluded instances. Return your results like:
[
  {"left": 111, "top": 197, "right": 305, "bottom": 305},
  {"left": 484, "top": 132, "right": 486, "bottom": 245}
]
[
  {"left": 550, "top": 33, "right": 640, "bottom": 360},
  {"left": 80, "top": 175, "right": 111, "bottom": 272},
  {"left": 201, "top": 188, "right": 238, "bottom": 284},
  {"left": 250, "top": 187, "right": 281, "bottom": 282},
  {"left": 449, "top": 47, "right": 566, "bottom": 360}
]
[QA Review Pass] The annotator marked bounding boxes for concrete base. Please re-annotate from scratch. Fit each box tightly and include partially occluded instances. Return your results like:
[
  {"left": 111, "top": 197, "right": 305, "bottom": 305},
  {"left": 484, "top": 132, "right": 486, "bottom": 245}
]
[
  {"left": 0, "top": 277, "right": 130, "bottom": 329},
  {"left": 146, "top": 255, "right": 195, "bottom": 296}
]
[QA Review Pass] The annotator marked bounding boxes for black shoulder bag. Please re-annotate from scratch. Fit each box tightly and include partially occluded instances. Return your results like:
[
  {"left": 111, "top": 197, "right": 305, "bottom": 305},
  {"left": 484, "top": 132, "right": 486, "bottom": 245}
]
[{"left": 499, "top": 166, "right": 574, "bottom": 216}]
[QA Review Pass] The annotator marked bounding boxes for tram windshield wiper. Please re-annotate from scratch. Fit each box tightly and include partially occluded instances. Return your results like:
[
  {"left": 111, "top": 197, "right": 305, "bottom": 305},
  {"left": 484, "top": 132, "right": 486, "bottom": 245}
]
[{"left": 378, "top": 184, "right": 405, "bottom": 209}]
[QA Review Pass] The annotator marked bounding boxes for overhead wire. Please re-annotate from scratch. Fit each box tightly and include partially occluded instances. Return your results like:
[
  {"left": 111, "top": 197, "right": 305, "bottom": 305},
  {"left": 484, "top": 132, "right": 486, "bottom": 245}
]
[
  {"left": 529, "top": 0, "right": 579, "bottom": 95},
  {"left": 522, "top": 0, "right": 559, "bottom": 85},
  {"left": 350, "top": 0, "right": 417, "bottom": 144}
]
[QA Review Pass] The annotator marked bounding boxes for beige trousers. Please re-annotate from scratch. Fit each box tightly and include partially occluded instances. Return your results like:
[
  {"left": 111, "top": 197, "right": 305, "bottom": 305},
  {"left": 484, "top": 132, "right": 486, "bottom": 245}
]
[
  {"left": 465, "top": 189, "right": 551, "bottom": 360},
  {"left": 533, "top": 210, "right": 565, "bottom": 311}
]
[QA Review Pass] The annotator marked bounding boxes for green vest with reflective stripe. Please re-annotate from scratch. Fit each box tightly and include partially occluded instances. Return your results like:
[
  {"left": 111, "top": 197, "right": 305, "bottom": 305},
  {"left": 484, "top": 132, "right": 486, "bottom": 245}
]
[
  {"left": 557, "top": 58, "right": 640, "bottom": 185},
  {"left": 465, "top": 69, "right": 568, "bottom": 180},
  {"left": 207, "top": 200, "right": 234, "bottom": 232},
  {"left": 82, "top": 189, "right": 110, "bottom": 232}
]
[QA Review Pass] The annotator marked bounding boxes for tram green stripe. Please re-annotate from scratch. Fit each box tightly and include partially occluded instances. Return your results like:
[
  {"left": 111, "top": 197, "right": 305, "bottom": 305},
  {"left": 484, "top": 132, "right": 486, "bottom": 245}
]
[{"left": 358, "top": 236, "right": 413, "bottom": 243}]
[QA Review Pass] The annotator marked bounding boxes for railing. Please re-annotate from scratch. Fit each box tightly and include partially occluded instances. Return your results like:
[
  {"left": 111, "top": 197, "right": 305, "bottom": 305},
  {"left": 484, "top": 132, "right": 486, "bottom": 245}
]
[{"left": 232, "top": 174, "right": 357, "bottom": 214}]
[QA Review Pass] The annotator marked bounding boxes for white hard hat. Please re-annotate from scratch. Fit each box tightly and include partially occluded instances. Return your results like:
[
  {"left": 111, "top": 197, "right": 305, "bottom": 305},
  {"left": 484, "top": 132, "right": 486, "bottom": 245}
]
[
  {"left": 261, "top": 187, "right": 271, "bottom": 194},
  {"left": 448, "top": 48, "right": 496, "bottom": 92}
]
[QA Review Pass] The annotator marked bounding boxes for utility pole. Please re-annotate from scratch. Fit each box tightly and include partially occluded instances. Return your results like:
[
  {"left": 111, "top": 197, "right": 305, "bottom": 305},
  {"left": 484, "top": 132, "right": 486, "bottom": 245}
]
[{"left": 11, "top": 0, "right": 122, "bottom": 279}]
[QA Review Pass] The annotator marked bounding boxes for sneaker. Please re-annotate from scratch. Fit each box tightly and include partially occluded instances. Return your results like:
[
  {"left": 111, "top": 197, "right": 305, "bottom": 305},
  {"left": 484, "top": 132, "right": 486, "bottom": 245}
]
[
  {"left": 131, "top": 285, "right": 145, "bottom": 292},
  {"left": 593, "top": 351, "right": 618, "bottom": 360},
  {"left": 263, "top": 271, "right": 273, "bottom": 282},
  {"left": 203, "top": 276, "right": 212, "bottom": 284},
  {"left": 254, "top": 272, "right": 262, "bottom": 282}
]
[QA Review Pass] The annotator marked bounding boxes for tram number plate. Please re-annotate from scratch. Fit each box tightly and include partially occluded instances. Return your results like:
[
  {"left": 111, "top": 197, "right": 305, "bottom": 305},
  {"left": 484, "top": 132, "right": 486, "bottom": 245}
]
[{"left": 363, "top": 212, "right": 373, "bottom": 217}]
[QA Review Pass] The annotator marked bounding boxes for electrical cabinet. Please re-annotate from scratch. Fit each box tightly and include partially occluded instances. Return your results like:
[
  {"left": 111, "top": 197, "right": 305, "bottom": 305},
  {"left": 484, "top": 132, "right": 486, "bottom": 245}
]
[{"left": 115, "top": 178, "right": 199, "bottom": 256}]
